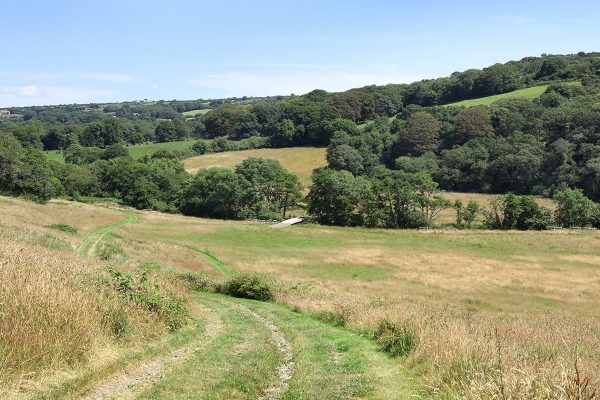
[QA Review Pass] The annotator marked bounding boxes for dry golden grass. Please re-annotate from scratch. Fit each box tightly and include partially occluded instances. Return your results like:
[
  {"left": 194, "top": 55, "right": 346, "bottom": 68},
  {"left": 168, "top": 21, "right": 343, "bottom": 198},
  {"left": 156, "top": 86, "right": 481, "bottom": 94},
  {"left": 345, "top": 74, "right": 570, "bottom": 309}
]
[
  {"left": 0, "top": 240, "right": 104, "bottom": 379},
  {"left": 0, "top": 198, "right": 192, "bottom": 397},
  {"left": 119, "top": 210, "right": 600, "bottom": 399},
  {"left": 183, "top": 147, "right": 327, "bottom": 186},
  {"left": 2, "top": 196, "right": 599, "bottom": 399}
]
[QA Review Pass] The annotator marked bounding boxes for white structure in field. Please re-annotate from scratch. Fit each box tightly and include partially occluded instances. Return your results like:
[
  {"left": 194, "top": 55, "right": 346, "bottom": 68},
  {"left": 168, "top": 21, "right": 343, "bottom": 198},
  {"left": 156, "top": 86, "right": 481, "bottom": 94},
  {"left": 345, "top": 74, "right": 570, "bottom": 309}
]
[{"left": 270, "top": 218, "right": 303, "bottom": 229}]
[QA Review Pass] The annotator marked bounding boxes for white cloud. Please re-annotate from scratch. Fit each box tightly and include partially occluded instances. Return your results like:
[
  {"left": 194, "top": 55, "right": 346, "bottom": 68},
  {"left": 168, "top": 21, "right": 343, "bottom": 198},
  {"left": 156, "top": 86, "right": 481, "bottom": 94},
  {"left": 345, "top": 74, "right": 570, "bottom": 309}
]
[
  {"left": 18, "top": 84, "right": 39, "bottom": 97},
  {"left": 188, "top": 66, "right": 423, "bottom": 97},
  {"left": 83, "top": 72, "right": 141, "bottom": 83},
  {"left": 0, "top": 84, "right": 120, "bottom": 107}
]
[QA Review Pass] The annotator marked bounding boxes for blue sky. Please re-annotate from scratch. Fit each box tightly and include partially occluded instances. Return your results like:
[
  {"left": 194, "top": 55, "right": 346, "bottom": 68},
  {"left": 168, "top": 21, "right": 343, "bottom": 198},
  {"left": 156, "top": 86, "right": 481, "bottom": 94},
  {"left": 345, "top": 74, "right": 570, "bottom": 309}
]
[{"left": 1, "top": 0, "right": 599, "bottom": 107}]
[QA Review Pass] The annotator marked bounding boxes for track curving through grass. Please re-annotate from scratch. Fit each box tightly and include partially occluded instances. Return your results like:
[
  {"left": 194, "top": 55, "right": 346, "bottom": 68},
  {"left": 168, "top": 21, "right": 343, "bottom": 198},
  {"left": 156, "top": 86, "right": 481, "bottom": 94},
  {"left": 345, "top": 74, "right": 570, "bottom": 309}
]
[
  {"left": 134, "top": 292, "right": 416, "bottom": 400},
  {"left": 72, "top": 208, "right": 416, "bottom": 399},
  {"left": 181, "top": 244, "right": 233, "bottom": 276},
  {"left": 76, "top": 211, "right": 138, "bottom": 256}
]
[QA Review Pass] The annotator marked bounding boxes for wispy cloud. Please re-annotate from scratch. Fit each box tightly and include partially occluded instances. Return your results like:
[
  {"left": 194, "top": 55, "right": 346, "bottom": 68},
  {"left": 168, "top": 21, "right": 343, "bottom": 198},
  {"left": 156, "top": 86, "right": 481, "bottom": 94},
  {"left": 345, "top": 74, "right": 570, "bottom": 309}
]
[
  {"left": 0, "top": 84, "right": 120, "bottom": 107},
  {"left": 18, "top": 84, "right": 40, "bottom": 97},
  {"left": 83, "top": 72, "right": 141, "bottom": 83},
  {"left": 188, "top": 66, "right": 423, "bottom": 97}
]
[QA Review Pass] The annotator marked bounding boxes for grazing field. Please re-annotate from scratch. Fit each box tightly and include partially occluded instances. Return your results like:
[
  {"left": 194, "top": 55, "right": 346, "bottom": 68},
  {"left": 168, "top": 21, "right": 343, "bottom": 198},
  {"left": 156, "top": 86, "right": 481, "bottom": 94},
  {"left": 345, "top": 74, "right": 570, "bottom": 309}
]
[
  {"left": 118, "top": 208, "right": 600, "bottom": 399},
  {"left": 444, "top": 82, "right": 581, "bottom": 107},
  {"left": 2, "top": 196, "right": 598, "bottom": 399},
  {"left": 182, "top": 109, "right": 210, "bottom": 117},
  {"left": 183, "top": 147, "right": 328, "bottom": 186}
]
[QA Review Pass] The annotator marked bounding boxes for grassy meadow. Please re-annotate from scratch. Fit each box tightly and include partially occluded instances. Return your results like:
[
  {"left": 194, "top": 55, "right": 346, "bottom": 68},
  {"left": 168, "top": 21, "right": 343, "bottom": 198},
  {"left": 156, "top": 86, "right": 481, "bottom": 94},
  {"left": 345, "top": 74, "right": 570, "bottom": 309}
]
[
  {"left": 0, "top": 197, "right": 194, "bottom": 398},
  {"left": 183, "top": 147, "right": 328, "bottom": 186},
  {"left": 1, "top": 195, "right": 598, "bottom": 398},
  {"left": 444, "top": 81, "right": 581, "bottom": 107},
  {"left": 182, "top": 109, "right": 211, "bottom": 117},
  {"left": 104, "top": 202, "right": 600, "bottom": 398}
]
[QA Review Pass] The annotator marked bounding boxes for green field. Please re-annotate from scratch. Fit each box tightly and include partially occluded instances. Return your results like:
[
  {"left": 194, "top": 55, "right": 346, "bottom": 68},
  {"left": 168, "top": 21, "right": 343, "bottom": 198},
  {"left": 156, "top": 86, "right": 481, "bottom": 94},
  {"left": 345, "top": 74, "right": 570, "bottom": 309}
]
[
  {"left": 45, "top": 150, "right": 65, "bottom": 162},
  {"left": 45, "top": 140, "right": 198, "bottom": 162},
  {"left": 444, "top": 82, "right": 581, "bottom": 107},
  {"left": 3, "top": 197, "right": 598, "bottom": 398},
  {"left": 182, "top": 109, "right": 211, "bottom": 117}
]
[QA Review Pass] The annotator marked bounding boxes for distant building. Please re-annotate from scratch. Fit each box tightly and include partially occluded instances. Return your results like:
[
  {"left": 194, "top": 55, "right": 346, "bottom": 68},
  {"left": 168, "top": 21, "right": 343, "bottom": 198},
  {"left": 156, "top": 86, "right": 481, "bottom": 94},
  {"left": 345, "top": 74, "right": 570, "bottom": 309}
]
[{"left": 0, "top": 110, "right": 10, "bottom": 117}]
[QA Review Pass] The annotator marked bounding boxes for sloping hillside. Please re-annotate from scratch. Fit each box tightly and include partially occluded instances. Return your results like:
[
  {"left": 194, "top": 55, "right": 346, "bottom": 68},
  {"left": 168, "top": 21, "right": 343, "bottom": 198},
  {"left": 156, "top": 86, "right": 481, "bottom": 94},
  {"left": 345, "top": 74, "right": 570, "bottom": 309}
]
[
  {"left": 444, "top": 81, "right": 581, "bottom": 107},
  {"left": 184, "top": 147, "right": 328, "bottom": 186}
]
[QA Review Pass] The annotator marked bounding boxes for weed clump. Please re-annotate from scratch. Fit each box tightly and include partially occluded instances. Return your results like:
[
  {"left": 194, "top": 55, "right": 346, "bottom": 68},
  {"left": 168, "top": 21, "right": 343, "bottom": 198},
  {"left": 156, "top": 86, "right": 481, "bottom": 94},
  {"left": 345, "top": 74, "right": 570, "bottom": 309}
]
[
  {"left": 98, "top": 243, "right": 127, "bottom": 260},
  {"left": 318, "top": 305, "right": 352, "bottom": 327},
  {"left": 178, "top": 271, "right": 219, "bottom": 292},
  {"left": 44, "top": 223, "right": 78, "bottom": 233},
  {"left": 373, "top": 319, "right": 416, "bottom": 357},
  {"left": 220, "top": 273, "right": 273, "bottom": 301},
  {"left": 106, "top": 267, "right": 189, "bottom": 331}
]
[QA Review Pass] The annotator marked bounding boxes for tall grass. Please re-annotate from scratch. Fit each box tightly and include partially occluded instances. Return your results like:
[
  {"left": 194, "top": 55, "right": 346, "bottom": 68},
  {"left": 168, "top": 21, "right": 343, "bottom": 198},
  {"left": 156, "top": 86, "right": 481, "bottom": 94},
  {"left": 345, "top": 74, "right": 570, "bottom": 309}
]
[
  {"left": 0, "top": 238, "right": 190, "bottom": 389},
  {"left": 275, "top": 286, "right": 600, "bottom": 399},
  {"left": 0, "top": 242, "right": 101, "bottom": 376}
]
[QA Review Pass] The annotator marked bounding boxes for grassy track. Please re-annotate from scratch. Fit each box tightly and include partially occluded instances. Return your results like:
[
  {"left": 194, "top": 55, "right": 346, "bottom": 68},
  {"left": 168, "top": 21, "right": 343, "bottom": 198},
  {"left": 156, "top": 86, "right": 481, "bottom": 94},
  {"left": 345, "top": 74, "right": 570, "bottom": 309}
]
[
  {"left": 76, "top": 211, "right": 138, "bottom": 256},
  {"left": 136, "top": 294, "right": 282, "bottom": 400},
  {"left": 182, "top": 244, "right": 233, "bottom": 276},
  {"left": 136, "top": 292, "right": 416, "bottom": 400},
  {"left": 72, "top": 208, "right": 416, "bottom": 399}
]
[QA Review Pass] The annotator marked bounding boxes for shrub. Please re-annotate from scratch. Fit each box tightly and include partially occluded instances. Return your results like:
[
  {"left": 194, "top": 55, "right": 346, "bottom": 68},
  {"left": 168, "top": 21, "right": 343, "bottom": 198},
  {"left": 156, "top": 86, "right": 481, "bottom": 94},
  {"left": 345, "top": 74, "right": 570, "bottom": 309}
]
[
  {"left": 178, "top": 271, "right": 219, "bottom": 292},
  {"left": 106, "top": 267, "right": 190, "bottom": 331},
  {"left": 373, "top": 319, "right": 416, "bottom": 357},
  {"left": 318, "top": 305, "right": 352, "bottom": 327},
  {"left": 220, "top": 273, "right": 273, "bottom": 301},
  {"left": 98, "top": 243, "right": 127, "bottom": 260},
  {"left": 192, "top": 140, "right": 212, "bottom": 155}
]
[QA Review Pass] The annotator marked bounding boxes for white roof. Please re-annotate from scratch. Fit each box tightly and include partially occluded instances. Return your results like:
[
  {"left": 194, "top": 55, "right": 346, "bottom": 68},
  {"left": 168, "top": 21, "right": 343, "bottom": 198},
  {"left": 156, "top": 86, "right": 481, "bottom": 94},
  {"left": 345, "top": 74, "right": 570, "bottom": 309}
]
[{"left": 270, "top": 217, "right": 303, "bottom": 229}]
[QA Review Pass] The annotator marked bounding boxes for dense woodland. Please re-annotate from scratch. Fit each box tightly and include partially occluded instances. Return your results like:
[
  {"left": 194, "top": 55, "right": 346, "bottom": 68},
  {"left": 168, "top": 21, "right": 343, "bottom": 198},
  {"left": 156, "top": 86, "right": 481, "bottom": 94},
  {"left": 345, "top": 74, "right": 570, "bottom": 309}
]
[{"left": 2, "top": 53, "right": 600, "bottom": 229}]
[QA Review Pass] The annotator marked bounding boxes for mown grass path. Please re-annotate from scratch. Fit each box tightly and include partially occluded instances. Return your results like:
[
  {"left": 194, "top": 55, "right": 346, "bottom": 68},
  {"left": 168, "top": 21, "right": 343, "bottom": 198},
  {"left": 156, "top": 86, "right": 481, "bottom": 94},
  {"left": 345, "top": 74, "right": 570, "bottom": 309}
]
[
  {"left": 76, "top": 211, "right": 138, "bottom": 256},
  {"left": 73, "top": 209, "right": 415, "bottom": 399},
  {"left": 134, "top": 293, "right": 416, "bottom": 400},
  {"left": 181, "top": 244, "right": 233, "bottom": 276},
  {"left": 80, "top": 302, "right": 224, "bottom": 400}
]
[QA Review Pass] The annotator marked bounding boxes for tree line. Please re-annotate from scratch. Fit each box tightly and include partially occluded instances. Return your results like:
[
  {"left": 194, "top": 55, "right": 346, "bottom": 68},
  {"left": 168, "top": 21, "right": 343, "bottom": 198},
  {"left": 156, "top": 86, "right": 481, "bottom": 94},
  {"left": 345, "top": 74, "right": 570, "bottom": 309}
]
[
  {"left": 2, "top": 52, "right": 600, "bottom": 228},
  {"left": 2, "top": 128, "right": 599, "bottom": 230}
]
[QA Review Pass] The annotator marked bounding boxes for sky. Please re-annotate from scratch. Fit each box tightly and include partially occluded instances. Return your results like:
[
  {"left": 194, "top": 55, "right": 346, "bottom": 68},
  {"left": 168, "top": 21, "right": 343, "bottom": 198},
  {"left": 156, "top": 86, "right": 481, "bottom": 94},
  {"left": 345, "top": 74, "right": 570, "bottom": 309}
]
[{"left": 1, "top": 0, "right": 599, "bottom": 107}]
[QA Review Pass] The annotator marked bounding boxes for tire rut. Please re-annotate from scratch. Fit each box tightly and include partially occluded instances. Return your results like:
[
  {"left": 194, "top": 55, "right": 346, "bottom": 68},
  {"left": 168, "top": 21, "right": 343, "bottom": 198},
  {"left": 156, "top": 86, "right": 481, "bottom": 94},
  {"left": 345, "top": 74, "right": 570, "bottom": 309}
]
[
  {"left": 237, "top": 304, "right": 294, "bottom": 400},
  {"left": 81, "top": 302, "right": 223, "bottom": 400},
  {"left": 77, "top": 211, "right": 138, "bottom": 257}
]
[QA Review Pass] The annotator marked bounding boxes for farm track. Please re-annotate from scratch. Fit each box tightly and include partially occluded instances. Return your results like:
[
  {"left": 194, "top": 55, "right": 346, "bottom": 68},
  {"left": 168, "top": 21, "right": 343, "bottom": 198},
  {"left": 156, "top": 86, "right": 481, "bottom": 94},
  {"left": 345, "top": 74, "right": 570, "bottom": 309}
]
[
  {"left": 73, "top": 209, "right": 413, "bottom": 399},
  {"left": 182, "top": 244, "right": 233, "bottom": 276},
  {"left": 80, "top": 302, "right": 224, "bottom": 400},
  {"left": 76, "top": 211, "right": 138, "bottom": 256}
]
